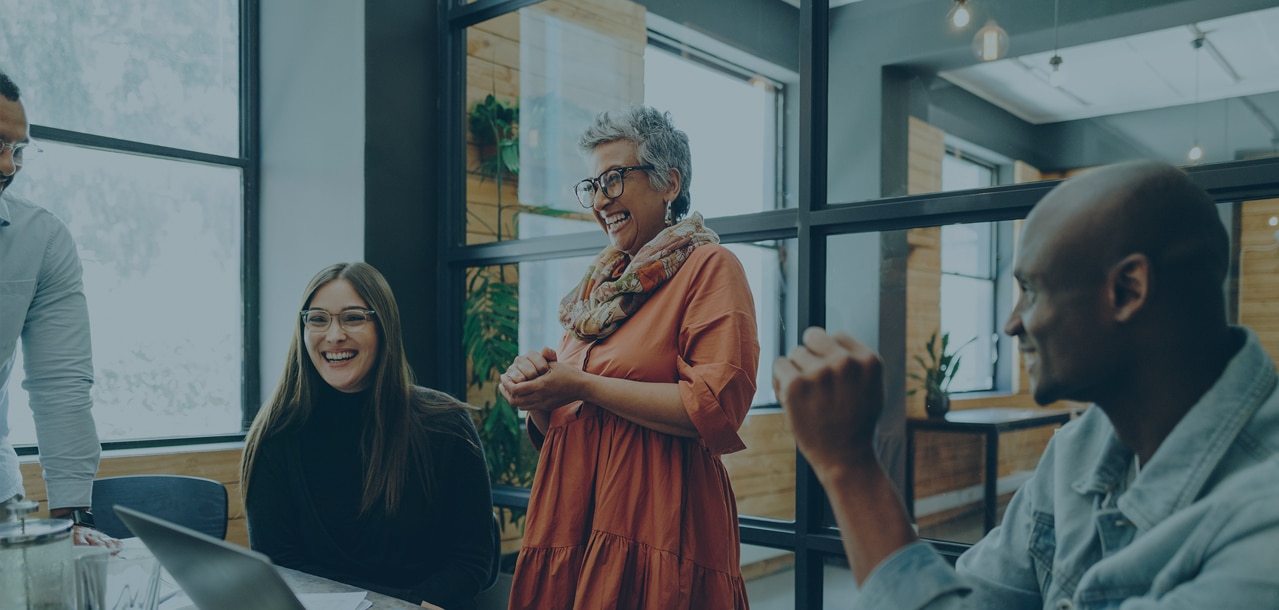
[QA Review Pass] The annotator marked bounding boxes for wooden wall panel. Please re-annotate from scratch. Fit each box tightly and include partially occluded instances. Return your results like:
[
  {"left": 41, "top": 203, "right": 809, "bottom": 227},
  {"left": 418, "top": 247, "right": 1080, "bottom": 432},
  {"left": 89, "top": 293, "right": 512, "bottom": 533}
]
[
  {"left": 1239, "top": 198, "right": 1279, "bottom": 363},
  {"left": 19, "top": 447, "right": 248, "bottom": 547},
  {"left": 723, "top": 410, "right": 796, "bottom": 521},
  {"left": 905, "top": 117, "right": 945, "bottom": 420}
]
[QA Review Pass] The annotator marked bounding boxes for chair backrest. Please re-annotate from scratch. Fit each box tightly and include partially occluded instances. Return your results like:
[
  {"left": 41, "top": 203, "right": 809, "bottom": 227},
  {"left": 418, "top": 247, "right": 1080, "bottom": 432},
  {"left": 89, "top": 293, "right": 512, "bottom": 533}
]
[
  {"left": 484, "top": 511, "right": 501, "bottom": 591},
  {"left": 91, "top": 474, "right": 229, "bottom": 540}
]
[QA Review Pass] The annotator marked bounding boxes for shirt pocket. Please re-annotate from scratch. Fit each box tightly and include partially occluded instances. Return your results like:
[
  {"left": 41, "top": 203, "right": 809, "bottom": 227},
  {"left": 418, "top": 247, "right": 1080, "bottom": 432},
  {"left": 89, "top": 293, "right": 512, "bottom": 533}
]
[
  {"left": 1029, "top": 509, "right": 1057, "bottom": 594},
  {"left": 0, "top": 279, "right": 36, "bottom": 357}
]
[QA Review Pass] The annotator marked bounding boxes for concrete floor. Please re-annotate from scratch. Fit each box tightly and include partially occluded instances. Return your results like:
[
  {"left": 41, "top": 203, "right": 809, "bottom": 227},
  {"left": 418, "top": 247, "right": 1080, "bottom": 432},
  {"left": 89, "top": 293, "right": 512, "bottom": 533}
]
[{"left": 478, "top": 551, "right": 863, "bottom": 609}]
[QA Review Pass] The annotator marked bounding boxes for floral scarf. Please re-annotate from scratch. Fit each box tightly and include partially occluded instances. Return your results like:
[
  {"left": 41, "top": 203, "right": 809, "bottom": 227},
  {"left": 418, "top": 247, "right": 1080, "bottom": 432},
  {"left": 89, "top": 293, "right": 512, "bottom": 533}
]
[{"left": 559, "top": 212, "right": 719, "bottom": 341}]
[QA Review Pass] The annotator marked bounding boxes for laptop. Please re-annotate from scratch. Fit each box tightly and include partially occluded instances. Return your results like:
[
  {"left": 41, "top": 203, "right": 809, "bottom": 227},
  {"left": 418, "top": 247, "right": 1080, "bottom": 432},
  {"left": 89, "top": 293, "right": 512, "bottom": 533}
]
[{"left": 114, "top": 505, "right": 306, "bottom": 610}]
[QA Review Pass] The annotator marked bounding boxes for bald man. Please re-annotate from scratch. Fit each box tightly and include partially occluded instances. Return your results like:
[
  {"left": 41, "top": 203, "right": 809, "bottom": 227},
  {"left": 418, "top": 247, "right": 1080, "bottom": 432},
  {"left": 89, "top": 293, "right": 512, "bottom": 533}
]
[{"left": 774, "top": 161, "right": 1279, "bottom": 608}]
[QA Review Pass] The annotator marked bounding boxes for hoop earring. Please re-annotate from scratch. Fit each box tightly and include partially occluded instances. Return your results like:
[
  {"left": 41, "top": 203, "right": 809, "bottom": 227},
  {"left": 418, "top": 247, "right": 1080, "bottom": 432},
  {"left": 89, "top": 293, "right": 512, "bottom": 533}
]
[{"left": 664, "top": 201, "right": 674, "bottom": 226}]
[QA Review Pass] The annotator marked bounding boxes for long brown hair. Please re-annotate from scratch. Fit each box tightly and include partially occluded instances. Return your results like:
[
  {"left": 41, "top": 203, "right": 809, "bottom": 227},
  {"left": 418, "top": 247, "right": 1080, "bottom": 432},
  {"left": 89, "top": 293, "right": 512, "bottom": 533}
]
[{"left": 241, "top": 262, "right": 477, "bottom": 515}]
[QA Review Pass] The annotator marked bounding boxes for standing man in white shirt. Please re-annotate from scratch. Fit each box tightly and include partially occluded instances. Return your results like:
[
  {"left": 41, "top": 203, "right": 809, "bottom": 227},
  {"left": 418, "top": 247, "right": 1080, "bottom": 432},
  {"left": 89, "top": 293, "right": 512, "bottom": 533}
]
[{"left": 0, "top": 68, "right": 116, "bottom": 547}]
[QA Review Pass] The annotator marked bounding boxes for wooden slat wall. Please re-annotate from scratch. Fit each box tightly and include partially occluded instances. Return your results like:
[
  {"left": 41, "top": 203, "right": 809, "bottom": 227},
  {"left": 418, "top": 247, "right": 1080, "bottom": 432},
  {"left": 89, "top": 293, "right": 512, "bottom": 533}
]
[
  {"left": 1239, "top": 198, "right": 1279, "bottom": 361},
  {"left": 19, "top": 447, "right": 248, "bottom": 547},
  {"left": 905, "top": 117, "right": 945, "bottom": 420},
  {"left": 723, "top": 410, "right": 796, "bottom": 521}
]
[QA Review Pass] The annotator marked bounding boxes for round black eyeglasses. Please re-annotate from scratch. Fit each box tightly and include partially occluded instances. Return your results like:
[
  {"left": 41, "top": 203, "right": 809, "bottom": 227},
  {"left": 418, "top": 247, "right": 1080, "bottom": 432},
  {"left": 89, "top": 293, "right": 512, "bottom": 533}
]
[{"left": 572, "top": 165, "right": 654, "bottom": 208}]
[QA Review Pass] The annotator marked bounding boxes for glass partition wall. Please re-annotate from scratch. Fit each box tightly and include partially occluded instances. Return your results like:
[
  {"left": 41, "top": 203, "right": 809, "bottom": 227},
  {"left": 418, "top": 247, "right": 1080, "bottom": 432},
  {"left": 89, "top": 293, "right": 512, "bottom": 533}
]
[{"left": 439, "top": 0, "right": 1279, "bottom": 606}]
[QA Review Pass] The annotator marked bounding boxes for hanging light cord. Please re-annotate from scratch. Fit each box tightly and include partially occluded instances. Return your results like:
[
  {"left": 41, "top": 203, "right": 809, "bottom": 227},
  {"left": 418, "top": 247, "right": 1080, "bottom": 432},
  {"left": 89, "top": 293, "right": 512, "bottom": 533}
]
[
  {"left": 1193, "top": 36, "right": 1204, "bottom": 145},
  {"left": 1053, "top": 0, "right": 1060, "bottom": 54}
]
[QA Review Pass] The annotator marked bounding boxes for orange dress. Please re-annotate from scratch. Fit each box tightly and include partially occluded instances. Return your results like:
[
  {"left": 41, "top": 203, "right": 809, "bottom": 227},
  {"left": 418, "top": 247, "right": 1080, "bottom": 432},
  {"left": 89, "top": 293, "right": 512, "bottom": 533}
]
[{"left": 508, "top": 245, "right": 760, "bottom": 610}]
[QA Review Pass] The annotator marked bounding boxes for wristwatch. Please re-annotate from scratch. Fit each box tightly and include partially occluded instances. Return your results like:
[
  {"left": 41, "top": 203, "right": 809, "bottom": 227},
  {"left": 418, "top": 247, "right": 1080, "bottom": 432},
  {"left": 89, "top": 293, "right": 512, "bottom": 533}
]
[{"left": 67, "top": 508, "right": 96, "bottom": 529}]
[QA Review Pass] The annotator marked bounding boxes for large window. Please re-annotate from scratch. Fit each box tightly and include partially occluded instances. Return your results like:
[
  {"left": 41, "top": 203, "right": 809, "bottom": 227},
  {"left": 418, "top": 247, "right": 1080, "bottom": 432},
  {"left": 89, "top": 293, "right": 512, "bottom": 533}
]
[
  {"left": 2, "top": 0, "right": 256, "bottom": 446},
  {"left": 439, "top": 0, "right": 1279, "bottom": 606},
  {"left": 939, "top": 151, "right": 999, "bottom": 393},
  {"left": 644, "top": 39, "right": 785, "bottom": 215}
]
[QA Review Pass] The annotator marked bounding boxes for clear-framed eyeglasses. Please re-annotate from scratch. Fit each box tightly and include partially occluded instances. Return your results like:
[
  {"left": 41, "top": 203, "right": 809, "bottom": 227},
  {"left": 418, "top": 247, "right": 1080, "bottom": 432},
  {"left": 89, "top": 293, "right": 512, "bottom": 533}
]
[
  {"left": 300, "top": 308, "right": 377, "bottom": 333},
  {"left": 0, "top": 138, "right": 40, "bottom": 168},
  {"left": 572, "top": 165, "right": 654, "bottom": 208}
]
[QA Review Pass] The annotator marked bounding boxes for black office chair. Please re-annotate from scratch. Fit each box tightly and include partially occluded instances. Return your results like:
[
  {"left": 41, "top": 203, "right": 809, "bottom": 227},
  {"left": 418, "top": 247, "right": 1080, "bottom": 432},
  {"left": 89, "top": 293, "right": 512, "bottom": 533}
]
[
  {"left": 91, "top": 474, "right": 229, "bottom": 540},
  {"left": 484, "top": 511, "right": 502, "bottom": 591}
]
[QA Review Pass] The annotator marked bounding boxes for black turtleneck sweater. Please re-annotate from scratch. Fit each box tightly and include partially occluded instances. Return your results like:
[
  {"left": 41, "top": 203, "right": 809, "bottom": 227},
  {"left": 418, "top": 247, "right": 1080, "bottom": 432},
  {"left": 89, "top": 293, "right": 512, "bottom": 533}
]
[{"left": 245, "top": 384, "right": 493, "bottom": 609}]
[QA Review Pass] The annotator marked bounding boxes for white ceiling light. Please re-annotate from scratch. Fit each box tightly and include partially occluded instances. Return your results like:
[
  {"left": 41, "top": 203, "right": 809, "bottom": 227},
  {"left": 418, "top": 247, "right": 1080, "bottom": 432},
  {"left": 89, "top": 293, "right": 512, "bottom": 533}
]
[
  {"left": 948, "top": 0, "right": 973, "bottom": 30},
  {"left": 974, "top": 20, "right": 1009, "bottom": 62}
]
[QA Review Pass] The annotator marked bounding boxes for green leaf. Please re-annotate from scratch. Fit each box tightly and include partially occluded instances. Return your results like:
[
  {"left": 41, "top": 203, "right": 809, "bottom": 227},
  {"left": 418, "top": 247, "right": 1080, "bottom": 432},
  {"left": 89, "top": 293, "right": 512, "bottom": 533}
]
[{"left": 515, "top": 204, "right": 583, "bottom": 219}]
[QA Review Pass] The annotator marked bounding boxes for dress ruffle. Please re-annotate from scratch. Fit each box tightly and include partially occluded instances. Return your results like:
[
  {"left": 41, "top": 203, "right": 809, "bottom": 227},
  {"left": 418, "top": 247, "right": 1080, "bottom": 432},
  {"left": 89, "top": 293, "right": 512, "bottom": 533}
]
[{"left": 512, "top": 529, "right": 749, "bottom": 610}]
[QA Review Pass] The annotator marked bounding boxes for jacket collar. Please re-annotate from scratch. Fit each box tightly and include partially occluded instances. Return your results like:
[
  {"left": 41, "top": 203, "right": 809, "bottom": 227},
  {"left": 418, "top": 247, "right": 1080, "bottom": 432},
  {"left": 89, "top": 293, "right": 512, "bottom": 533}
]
[
  {"left": 0, "top": 191, "right": 11, "bottom": 226},
  {"left": 1072, "top": 327, "right": 1277, "bottom": 531}
]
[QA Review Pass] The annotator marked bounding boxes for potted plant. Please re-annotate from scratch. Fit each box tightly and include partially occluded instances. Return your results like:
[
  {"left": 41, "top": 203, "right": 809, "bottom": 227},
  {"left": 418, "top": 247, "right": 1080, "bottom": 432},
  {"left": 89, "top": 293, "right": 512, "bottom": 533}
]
[{"left": 908, "top": 330, "right": 976, "bottom": 418}]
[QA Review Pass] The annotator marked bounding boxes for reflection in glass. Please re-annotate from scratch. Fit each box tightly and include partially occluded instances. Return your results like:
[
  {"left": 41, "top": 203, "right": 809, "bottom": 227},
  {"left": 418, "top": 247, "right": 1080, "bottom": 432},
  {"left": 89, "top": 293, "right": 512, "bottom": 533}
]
[
  {"left": 464, "top": 0, "right": 798, "bottom": 243},
  {"left": 739, "top": 548, "right": 859, "bottom": 610},
  {"left": 721, "top": 237, "right": 798, "bottom": 521},
  {"left": 723, "top": 403, "right": 795, "bottom": 521},
  {"left": 821, "top": 203, "right": 1250, "bottom": 544},
  {"left": 7, "top": 142, "right": 243, "bottom": 443},
  {"left": 464, "top": 4, "right": 638, "bottom": 245},
  {"left": 825, "top": 223, "right": 1051, "bottom": 542},
  {"left": 741, "top": 544, "right": 796, "bottom": 609},
  {"left": 0, "top": 0, "right": 240, "bottom": 156},
  {"left": 940, "top": 222, "right": 1003, "bottom": 393},
  {"left": 828, "top": 1, "right": 1279, "bottom": 204},
  {"left": 645, "top": 45, "right": 785, "bottom": 216},
  {"left": 723, "top": 240, "right": 792, "bottom": 407}
]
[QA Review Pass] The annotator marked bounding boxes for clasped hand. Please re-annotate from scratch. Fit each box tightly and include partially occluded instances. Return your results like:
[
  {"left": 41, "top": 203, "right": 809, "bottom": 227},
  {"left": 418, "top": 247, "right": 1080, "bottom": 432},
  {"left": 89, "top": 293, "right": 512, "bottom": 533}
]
[
  {"left": 499, "top": 347, "right": 580, "bottom": 412},
  {"left": 773, "top": 327, "right": 885, "bottom": 478}
]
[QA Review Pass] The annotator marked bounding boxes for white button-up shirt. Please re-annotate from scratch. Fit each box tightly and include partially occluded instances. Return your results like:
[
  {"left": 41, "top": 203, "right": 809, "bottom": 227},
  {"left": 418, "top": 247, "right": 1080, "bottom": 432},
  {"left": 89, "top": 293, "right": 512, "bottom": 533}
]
[{"left": 0, "top": 191, "right": 99, "bottom": 509}]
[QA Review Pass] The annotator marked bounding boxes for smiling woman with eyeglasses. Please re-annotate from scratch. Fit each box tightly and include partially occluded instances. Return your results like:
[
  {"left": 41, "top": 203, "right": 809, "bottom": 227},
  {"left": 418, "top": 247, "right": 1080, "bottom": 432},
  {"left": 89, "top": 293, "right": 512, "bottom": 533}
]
[
  {"left": 241, "top": 262, "right": 495, "bottom": 610},
  {"left": 502, "top": 106, "right": 760, "bottom": 609}
]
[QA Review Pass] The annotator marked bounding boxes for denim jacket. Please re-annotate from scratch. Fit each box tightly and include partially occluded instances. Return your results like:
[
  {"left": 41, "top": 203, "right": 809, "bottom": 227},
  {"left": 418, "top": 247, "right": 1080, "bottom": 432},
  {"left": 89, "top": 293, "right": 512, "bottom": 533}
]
[{"left": 858, "top": 327, "right": 1279, "bottom": 609}]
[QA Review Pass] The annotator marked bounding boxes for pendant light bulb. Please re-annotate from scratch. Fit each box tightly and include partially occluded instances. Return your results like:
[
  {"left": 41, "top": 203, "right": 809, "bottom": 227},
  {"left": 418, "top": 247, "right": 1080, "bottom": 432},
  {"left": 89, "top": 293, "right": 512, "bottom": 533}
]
[
  {"left": 973, "top": 21, "right": 1009, "bottom": 62},
  {"left": 1188, "top": 143, "right": 1204, "bottom": 162},
  {"left": 947, "top": 0, "right": 972, "bottom": 30}
]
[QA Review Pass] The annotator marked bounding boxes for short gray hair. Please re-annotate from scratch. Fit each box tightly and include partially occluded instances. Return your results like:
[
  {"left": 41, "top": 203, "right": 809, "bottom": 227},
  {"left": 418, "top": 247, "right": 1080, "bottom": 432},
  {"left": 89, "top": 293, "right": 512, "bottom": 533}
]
[{"left": 578, "top": 105, "right": 693, "bottom": 222}]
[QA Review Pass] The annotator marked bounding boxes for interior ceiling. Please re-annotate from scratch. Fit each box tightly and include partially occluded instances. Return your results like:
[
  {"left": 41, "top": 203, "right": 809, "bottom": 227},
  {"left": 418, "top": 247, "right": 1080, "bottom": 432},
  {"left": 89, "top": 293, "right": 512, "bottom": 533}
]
[
  {"left": 939, "top": 5, "right": 1279, "bottom": 126},
  {"left": 779, "top": 0, "right": 863, "bottom": 8}
]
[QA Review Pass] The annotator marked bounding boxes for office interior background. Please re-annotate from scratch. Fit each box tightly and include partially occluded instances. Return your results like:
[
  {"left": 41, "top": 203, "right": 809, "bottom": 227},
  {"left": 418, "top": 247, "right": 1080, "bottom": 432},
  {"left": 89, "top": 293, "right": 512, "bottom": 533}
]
[{"left": 5, "top": 0, "right": 1279, "bottom": 607}]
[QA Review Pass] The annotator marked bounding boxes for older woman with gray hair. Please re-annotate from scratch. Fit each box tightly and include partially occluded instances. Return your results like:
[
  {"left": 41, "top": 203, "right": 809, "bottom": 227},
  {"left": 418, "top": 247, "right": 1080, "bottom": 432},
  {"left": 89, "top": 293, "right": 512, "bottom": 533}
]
[{"left": 500, "top": 106, "right": 759, "bottom": 609}]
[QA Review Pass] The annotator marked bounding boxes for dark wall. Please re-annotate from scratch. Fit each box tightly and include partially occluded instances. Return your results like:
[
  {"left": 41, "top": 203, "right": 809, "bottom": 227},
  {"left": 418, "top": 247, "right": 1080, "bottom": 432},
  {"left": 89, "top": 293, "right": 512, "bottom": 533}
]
[{"left": 365, "top": 0, "right": 443, "bottom": 388}]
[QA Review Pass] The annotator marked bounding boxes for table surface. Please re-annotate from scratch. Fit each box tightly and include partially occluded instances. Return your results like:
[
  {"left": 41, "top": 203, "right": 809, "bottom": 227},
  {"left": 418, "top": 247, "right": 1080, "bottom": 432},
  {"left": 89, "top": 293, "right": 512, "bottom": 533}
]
[
  {"left": 279, "top": 566, "right": 422, "bottom": 609},
  {"left": 908, "top": 406, "right": 1076, "bottom": 429}
]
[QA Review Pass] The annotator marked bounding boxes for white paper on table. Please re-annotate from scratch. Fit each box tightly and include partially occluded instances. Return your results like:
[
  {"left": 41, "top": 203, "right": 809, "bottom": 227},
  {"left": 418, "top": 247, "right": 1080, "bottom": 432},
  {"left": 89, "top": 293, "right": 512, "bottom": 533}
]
[
  {"left": 297, "top": 592, "right": 370, "bottom": 610},
  {"left": 158, "top": 590, "right": 370, "bottom": 610}
]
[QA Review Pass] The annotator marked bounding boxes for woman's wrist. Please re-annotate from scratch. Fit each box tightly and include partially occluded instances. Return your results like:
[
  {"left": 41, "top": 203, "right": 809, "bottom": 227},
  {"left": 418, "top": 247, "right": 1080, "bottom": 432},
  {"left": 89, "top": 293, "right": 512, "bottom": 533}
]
[{"left": 570, "top": 367, "right": 594, "bottom": 406}]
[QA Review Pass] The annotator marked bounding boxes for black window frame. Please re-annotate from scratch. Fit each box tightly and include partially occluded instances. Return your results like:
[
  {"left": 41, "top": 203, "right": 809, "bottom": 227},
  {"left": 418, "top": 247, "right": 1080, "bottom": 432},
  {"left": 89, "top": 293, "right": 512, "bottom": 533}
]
[
  {"left": 438, "top": 1, "right": 1279, "bottom": 606},
  {"left": 14, "top": 0, "right": 260, "bottom": 454}
]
